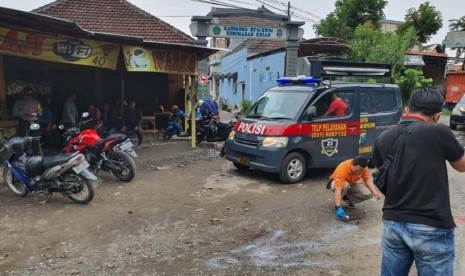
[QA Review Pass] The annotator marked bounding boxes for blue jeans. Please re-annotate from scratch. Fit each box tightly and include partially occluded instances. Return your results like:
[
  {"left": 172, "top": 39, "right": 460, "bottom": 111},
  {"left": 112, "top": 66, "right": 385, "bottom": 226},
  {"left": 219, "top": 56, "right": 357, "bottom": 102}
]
[{"left": 381, "top": 220, "right": 455, "bottom": 276}]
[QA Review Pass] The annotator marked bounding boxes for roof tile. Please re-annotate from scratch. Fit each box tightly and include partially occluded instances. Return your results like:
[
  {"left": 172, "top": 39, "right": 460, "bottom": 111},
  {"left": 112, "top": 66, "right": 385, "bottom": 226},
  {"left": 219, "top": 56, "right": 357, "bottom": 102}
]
[{"left": 32, "top": 0, "right": 195, "bottom": 44}]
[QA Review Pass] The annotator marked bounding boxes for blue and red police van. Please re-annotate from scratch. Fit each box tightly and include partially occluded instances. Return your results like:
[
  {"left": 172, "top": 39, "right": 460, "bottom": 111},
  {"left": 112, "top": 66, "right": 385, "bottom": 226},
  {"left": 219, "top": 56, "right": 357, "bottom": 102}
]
[{"left": 224, "top": 60, "right": 402, "bottom": 183}]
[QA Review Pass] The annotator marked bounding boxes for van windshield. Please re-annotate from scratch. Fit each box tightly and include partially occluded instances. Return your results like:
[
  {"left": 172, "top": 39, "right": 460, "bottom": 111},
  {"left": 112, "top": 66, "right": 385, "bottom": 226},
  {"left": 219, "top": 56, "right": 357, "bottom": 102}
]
[{"left": 246, "top": 90, "right": 310, "bottom": 120}]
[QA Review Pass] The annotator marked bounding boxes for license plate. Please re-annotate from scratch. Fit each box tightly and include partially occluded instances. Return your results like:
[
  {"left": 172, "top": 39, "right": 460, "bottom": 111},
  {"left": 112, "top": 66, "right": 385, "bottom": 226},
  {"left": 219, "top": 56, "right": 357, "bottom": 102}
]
[
  {"left": 126, "top": 148, "right": 138, "bottom": 158},
  {"left": 73, "top": 160, "right": 90, "bottom": 174},
  {"left": 237, "top": 155, "right": 250, "bottom": 165},
  {"left": 119, "top": 140, "right": 133, "bottom": 151}
]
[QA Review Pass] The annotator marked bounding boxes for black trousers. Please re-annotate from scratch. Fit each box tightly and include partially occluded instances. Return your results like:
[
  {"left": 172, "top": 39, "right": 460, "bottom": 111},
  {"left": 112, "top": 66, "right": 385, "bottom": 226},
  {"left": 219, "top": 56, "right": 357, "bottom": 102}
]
[{"left": 127, "top": 125, "right": 143, "bottom": 145}]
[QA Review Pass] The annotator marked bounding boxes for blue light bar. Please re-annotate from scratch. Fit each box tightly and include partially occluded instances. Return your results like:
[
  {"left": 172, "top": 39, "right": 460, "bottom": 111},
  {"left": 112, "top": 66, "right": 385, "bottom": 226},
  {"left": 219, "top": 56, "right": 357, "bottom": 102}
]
[{"left": 276, "top": 76, "right": 321, "bottom": 85}]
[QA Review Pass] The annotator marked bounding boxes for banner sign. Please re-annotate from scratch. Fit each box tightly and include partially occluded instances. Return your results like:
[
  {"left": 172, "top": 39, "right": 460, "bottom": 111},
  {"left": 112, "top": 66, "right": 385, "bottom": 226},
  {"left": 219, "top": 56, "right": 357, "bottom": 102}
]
[
  {"left": 123, "top": 46, "right": 198, "bottom": 75},
  {"left": 0, "top": 26, "right": 120, "bottom": 70},
  {"left": 209, "top": 24, "right": 287, "bottom": 40},
  {"left": 445, "top": 31, "right": 465, "bottom": 48}
]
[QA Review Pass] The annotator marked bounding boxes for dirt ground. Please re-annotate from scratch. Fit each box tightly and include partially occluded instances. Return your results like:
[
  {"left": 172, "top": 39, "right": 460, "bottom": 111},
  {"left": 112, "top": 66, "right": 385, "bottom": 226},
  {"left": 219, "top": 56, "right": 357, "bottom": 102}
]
[{"left": 0, "top": 116, "right": 464, "bottom": 275}]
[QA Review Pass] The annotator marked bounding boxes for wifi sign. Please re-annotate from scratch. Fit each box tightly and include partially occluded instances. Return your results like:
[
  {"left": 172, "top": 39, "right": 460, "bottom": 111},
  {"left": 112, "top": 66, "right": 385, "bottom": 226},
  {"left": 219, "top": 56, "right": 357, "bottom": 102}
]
[
  {"left": 92, "top": 44, "right": 117, "bottom": 67},
  {"left": 100, "top": 44, "right": 116, "bottom": 56}
]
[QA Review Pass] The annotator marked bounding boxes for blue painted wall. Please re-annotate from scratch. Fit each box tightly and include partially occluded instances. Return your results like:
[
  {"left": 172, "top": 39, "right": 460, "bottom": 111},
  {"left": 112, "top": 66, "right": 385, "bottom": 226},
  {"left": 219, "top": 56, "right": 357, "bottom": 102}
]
[
  {"left": 248, "top": 51, "right": 285, "bottom": 102},
  {"left": 219, "top": 48, "right": 285, "bottom": 108}
]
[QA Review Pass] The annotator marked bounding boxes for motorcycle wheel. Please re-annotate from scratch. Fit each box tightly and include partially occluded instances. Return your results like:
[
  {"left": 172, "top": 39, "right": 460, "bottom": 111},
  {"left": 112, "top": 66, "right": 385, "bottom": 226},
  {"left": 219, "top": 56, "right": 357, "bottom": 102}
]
[
  {"left": 64, "top": 173, "right": 94, "bottom": 204},
  {"left": 108, "top": 151, "right": 136, "bottom": 182},
  {"left": 3, "top": 167, "right": 28, "bottom": 197},
  {"left": 196, "top": 131, "right": 204, "bottom": 145},
  {"left": 163, "top": 130, "right": 173, "bottom": 140}
]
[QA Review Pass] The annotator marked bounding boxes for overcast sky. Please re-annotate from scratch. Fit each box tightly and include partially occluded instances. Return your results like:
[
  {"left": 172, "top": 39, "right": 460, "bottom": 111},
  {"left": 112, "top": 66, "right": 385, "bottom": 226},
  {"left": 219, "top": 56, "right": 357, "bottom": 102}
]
[{"left": 0, "top": 0, "right": 464, "bottom": 47}]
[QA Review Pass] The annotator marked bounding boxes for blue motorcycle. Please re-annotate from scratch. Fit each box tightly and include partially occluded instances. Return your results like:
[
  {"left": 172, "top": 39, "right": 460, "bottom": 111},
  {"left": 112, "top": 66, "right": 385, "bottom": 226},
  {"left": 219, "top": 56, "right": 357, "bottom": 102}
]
[{"left": 1, "top": 124, "right": 96, "bottom": 204}]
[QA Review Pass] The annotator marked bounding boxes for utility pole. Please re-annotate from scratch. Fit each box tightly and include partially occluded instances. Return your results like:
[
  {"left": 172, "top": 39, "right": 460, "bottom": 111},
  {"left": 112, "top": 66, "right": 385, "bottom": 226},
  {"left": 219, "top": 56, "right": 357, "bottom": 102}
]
[{"left": 287, "top": 1, "right": 291, "bottom": 20}]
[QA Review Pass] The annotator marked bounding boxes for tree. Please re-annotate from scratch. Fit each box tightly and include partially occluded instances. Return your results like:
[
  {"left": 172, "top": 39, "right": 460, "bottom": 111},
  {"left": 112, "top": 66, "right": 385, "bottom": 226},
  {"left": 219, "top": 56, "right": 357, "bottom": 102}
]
[
  {"left": 449, "top": 16, "right": 465, "bottom": 31},
  {"left": 396, "top": 2, "right": 443, "bottom": 44},
  {"left": 348, "top": 25, "right": 418, "bottom": 76},
  {"left": 395, "top": 69, "right": 433, "bottom": 103},
  {"left": 314, "top": 0, "right": 387, "bottom": 39}
]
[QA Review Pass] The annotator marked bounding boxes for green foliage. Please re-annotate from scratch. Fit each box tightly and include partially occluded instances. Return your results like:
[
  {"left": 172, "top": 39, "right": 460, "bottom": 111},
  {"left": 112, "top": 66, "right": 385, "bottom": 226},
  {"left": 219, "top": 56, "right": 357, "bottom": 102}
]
[
  {"left": 395, "top": 68, "right": 433, "bottom": 103},
  {"left": 314, "top": 0, "right": 387, "bottom": 39},
  {"left": 442, "top": 108, "right": 451, "bottom": 116},
  {"left": 219, "top": 97, "right": 229, "bottom": 110},
  {"left": 240, "top": 99, "right": 253, "bottom": 113},
  {"left": 449, "top": 15, "right": 465, "bottom": 31},
  {"left": 347, "top": 25, "right": 418, "bottom": 76},
  {"left": 396, "top": 2, "right": 442, "bottom": 44}
]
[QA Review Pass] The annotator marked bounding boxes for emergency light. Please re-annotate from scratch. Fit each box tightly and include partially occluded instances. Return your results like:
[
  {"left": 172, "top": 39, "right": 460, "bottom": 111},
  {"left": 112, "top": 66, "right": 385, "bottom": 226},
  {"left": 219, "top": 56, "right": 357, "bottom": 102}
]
[{"left": 276, "top": 76, "right": 321, "bottom": 85}]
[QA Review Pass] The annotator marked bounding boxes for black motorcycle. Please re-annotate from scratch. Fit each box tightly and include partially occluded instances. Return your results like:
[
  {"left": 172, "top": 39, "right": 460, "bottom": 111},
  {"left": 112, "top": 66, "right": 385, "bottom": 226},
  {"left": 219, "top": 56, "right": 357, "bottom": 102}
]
[{"left": 203, "top": 113, "right": 239, "bottom": 142}]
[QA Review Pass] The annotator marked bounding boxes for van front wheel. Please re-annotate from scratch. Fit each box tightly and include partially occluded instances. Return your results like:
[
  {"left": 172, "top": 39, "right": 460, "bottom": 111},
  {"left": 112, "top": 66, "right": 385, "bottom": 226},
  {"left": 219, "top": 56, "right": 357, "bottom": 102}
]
[{"left": 279, "top": 152, "right": 306, "bottom": 184}]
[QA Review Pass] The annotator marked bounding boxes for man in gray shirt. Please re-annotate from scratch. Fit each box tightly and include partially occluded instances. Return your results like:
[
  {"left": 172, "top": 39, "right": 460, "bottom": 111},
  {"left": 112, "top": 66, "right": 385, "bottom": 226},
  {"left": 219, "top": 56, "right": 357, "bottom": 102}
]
[{"left": 62, "top": 92, "right": 78, "bottom": 127}]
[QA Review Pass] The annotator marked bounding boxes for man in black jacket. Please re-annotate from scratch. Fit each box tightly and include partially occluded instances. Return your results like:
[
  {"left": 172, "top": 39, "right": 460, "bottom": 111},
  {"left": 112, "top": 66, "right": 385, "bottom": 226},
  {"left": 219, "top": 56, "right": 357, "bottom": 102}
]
[
  {"left": 373, "top": 88, "right": 465, "bottom": 276},
  {"left": 122, "top": 100, "right": 143, "bottom": 146}
]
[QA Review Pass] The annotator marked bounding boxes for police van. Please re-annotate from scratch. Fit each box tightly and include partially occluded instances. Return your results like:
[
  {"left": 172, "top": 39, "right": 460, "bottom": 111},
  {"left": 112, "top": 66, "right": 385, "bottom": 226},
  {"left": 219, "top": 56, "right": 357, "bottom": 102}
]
[{"left": 224, "top": 60, "right": 402, "bottom": 183}]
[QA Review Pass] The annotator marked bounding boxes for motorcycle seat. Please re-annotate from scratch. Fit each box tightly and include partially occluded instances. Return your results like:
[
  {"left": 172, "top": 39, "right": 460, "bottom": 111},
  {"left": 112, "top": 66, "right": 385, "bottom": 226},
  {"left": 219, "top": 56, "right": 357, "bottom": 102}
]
[
  {"left": 42, "top": 152, "right": 79, "bottom": 169},
  {"left": 104, "top": 133, "right": 125, "bottom": 142}
]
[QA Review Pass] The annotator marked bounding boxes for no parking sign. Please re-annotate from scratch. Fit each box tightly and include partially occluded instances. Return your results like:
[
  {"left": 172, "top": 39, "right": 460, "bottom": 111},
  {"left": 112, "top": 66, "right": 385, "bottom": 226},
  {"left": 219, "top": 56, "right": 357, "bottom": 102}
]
[{"left": 198, "top": 74, "right": 209, "bottom": 86}]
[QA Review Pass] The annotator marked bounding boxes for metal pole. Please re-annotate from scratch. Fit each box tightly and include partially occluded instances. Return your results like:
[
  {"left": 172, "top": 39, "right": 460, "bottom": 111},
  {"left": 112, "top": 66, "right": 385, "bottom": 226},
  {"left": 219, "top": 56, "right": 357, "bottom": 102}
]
[{"left": 190, "top": 75, "right": 196, "bottom": 148}]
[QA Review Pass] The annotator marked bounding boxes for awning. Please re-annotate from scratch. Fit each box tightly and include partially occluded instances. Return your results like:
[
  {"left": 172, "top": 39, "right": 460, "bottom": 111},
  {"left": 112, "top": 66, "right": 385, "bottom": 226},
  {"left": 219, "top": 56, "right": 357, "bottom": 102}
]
[{"left": 404, "top": 55, "right": 425, "bottom": 66}]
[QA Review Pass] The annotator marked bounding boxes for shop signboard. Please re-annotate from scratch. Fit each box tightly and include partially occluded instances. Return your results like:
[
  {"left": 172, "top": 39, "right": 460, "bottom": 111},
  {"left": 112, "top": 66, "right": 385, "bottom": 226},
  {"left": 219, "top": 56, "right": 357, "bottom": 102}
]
[
  {"left": 445, "top": 31, "right": 465, "bottom": 48},
  {"left": 208, "top": 24, "right": 287, "bottom": 40},
  {"left": 122, "top": 46, "right": 198, "bottom": 75},
  {"left": 0, "top": 26, "right": 120, "bottom": 70}
]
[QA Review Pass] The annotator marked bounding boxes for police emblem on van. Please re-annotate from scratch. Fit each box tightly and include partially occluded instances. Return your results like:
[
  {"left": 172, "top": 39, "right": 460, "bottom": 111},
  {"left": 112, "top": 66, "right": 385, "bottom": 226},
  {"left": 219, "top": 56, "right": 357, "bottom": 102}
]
[{"left": 321, "top": 138, "right": 339, "bottom": 156}]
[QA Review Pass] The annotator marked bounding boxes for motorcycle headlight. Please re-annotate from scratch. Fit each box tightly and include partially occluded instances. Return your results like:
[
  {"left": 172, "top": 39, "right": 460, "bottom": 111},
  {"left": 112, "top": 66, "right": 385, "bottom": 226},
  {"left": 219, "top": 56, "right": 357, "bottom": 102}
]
[
  {"left": 452, "top": 108, "right": 461, "bottom": 116},
  {"left": 228, "top": 130, "right": 236, "bottom": 140},
  {"left": 262, "top": 137, "right": 288, "bottom": 148}
]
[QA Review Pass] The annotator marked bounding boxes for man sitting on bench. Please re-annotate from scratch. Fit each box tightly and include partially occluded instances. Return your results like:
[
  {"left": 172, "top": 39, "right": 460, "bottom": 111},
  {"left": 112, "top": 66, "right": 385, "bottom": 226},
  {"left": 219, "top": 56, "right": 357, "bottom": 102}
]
[{"left": 121, "top": 100, "right": 143, "bottom": 146}]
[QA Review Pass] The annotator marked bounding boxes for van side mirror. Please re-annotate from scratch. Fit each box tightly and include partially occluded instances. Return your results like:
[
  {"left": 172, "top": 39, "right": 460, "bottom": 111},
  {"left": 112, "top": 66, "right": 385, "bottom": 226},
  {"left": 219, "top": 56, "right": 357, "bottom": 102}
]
[{"left": 306, "top": 106, "right": 317, "bottom": 119}]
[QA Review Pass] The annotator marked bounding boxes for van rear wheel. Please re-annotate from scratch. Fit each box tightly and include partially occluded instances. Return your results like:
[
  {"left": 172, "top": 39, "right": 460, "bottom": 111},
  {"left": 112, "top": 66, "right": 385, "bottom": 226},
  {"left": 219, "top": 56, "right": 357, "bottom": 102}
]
[{"left": 279, "top": 152, "right": 306, "bottom": 184}]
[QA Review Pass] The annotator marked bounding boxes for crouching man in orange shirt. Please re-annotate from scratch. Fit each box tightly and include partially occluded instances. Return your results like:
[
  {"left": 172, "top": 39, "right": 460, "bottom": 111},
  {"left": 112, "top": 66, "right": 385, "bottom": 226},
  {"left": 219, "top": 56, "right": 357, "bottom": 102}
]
[{"left": 327, "top": 156, "right": 381, "bottom": 221}]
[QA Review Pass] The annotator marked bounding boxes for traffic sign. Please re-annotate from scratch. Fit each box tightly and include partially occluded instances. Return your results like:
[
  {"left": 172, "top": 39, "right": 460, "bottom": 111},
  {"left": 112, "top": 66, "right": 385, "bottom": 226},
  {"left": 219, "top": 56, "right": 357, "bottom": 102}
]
[{"left": 198, "top": 74, "right": 209, "bottom": 86}]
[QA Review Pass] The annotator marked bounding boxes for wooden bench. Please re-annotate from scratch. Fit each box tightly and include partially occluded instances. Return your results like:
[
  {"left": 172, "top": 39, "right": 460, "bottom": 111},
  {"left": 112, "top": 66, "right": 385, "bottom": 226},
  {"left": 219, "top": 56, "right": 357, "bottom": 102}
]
[{"left": 141, "top": 116, "right": 158, "bottom": 144}]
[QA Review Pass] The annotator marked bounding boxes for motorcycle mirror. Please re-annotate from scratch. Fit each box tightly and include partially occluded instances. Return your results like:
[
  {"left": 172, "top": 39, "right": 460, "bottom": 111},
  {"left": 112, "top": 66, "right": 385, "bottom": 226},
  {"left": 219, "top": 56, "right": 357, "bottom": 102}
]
[
  {"left": 29, "top": 123, "right": 40, "bottom": 131},
  {"left": 58, "top": 124, "right": 64, "bottom": 130},
  {"left": 82, "top": 112, "right": 90, "bottom": 118}
]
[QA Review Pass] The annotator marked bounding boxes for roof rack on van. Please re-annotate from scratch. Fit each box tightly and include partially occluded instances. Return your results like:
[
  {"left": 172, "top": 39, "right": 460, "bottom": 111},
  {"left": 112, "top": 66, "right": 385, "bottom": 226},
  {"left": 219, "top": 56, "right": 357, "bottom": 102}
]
[
  {"left": 277, "top": 76, "right": 321, "bottom": 85},
  {"left": 309, "top": 60, "right": 392, "bottom": 79}
]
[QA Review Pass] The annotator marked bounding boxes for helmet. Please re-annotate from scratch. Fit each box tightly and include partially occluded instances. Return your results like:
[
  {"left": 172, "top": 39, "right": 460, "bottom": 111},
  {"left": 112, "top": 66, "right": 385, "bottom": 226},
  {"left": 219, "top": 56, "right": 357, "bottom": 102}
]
[
  {"left": 171, "top": 105, "right": 178, "bottom": 112},
  {"left": 197, "top": 100, "right": 204, "bottom": 106}
]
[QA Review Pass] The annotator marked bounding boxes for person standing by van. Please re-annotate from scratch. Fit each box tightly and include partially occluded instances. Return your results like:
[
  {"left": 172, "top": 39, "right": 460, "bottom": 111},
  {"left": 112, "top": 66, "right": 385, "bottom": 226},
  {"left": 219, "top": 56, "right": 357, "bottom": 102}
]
[
  {"left": 373, "top": 88, "right": 465, "bottom": 275},
  {"left": 327, "top": 156, "right": 381, "bottom": 221},
  {"left": 323, "top": 92, "right": 347, "bottom": 117}
]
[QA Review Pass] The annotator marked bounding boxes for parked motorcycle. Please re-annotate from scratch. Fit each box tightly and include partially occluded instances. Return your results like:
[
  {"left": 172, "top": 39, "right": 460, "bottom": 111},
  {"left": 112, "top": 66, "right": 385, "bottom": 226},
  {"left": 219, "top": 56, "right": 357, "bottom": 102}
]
[
  {"left": 163, "top": 114, "right": 206, "bottom": 144},
  {"left": 1, "top": 124, "right": 95, "bottom": 204},
  {"left": 203, "top": 113, "right": 239, "bottom": 142},
  {"left": 60, "top": 113, "right": 137, "bottom": 182}
]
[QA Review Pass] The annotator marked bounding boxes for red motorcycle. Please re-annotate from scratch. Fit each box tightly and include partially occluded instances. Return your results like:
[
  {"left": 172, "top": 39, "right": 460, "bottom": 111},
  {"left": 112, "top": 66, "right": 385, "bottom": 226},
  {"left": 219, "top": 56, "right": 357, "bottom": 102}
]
[{"left": 60, "top": 113, "right": 137, "bottom": 182}]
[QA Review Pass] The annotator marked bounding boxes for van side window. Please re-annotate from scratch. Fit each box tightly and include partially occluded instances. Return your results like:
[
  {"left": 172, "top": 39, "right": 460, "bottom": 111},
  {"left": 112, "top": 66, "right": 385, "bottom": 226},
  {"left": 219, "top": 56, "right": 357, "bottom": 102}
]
[
  {"left": 314, "top": 90, "right": 355, "bottom": 117},
  {"left": 360, "top": 88, "right": 397, "bottom": 114}
]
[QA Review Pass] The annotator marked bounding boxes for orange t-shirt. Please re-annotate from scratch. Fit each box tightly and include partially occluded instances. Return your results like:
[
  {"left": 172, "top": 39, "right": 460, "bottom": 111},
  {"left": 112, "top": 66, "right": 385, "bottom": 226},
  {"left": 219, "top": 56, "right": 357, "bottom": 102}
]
[{"left": 331, "top": 159, "right": 369, "bottom": 189}]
